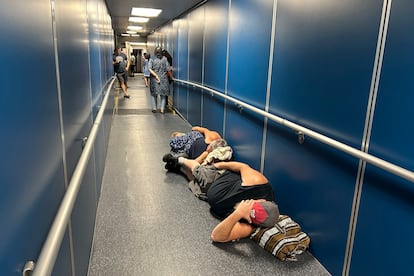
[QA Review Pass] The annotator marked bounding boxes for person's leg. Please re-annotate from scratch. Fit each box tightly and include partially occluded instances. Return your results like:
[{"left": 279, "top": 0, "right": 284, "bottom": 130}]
[
  {"left": 180, "top": 157, "right": 200, "bottom": 171},
  {"left": 151, "top": 94, "right": 157, "bottom": 112},
  {"left": 160, "top": 95, "right": 166, "bottom": 113},
  {"left": 119, "top": 73, "right": 130, "bottom": 98},
  {"left": 162, "top": 154, "right": 200, "bottom": 174}
]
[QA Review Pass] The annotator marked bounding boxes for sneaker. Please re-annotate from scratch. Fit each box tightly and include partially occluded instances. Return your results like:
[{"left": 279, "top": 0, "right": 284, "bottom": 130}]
[
  {"left": 165, "top": 159, "right": 181, "bottom": 172},
  {"left": 162, "top": 153, "right": 174, "bottom": 162}
]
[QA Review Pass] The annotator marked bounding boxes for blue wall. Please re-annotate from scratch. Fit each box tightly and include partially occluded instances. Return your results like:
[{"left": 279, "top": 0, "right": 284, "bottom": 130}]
[
  {"left": 0, "top": 0, "right": 114, "bottom": 275},
  {"left": 152, "top": 0, "right": 414, "bottom": 275}
]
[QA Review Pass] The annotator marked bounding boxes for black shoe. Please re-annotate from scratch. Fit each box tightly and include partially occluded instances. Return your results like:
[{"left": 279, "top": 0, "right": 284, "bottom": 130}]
[
  {"left": 165, "top": 161, "right": 181, "bottom": 172},
  {"left": 151, "top": 110, "right": 157, "bottom": 113},
  {"left": 124, "top": 95, "right": 130, "bottom": 99},
  {"left": 162, "top": 153, "right": 180, "bottom": 171},
  {"left": 162, "top": 153, "right": 174, "bottom": 162}
]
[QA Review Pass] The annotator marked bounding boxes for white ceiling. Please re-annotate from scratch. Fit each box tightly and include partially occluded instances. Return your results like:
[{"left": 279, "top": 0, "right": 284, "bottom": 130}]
[{"left": 105, "top": 0, "right": 206, "bottom": 37}]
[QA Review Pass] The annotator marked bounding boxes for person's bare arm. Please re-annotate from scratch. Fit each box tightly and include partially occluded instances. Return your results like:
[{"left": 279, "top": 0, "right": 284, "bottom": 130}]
[
  {"left": 213, "top": 161, "right": 268, "bottom": 186},
  {"left": 149, "top": 68, "right": 160, "bottom": 83},
  {"left": 211, "top": 199, "right": 255, "bottom": 242},
  {"left": 191, "top": 126, "right": 221, "bottom": 143},
  {"left": 195, "top": 150, "right": 209, "bottom": 164},
  {"left": 191, "top": 126, "right": 207, "bottom": 133}
]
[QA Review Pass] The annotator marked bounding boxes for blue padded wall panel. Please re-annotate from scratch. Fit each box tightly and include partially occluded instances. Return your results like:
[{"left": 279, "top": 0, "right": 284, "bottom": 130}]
[
  {"left": 264, "top": 122, "right": 357, "bottom": 275},
  {"left": 225, "top": 107, "right": 264, "bottom": 170},
  {"left": 202, "top": 0, "right": 228, "bottom": 133},
  {"left": 224, "top": 0, "right": 274, "bottom": 165},
  {"left": 0, "top": 1, "right": 70, "bottom": 275},
  {"left": 176, "top": 18, "right": 189, "bottom": 117},
  {"left": 265, "top": 1, "right": 384, "bottom": 274},
  {"left": 269, "top": 0, "right": 382, "bottom": 147},
  {"left": 187, "top": 8, "right": 205, "bottom": 125},
  {"left": 226, "top": 0, "right": 274, "bottom": 109},
  {"left": 351, "top": 1, "right": 414, "bottom": 275},
  {"left": 203, "top": 0, "right": 228, "bottom": 93},
  {"left": 89, "top": 0, "right": 114, "bottom": 200},
  {"left": 54, "top": 0, "right": 97, "bottom": 275},
  {"left": 88, "top": 0, "right": 105, "bottom": 199}
]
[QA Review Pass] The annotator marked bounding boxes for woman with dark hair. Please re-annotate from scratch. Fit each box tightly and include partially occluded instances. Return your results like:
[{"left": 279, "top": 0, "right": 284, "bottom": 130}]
[{"left": 148, "top": 47, "right": 170, "bottom": 113}]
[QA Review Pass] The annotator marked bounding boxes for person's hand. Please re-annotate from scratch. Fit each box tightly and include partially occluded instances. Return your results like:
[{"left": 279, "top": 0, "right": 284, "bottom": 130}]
[{"left": 234, "top": 199, "right": 255, "bottom": 223}]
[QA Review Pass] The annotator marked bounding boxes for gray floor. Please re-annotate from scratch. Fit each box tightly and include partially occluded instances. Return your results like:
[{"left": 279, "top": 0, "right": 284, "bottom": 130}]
[{"left": 87, "top": 74, "right": 331, "bottom": 276}]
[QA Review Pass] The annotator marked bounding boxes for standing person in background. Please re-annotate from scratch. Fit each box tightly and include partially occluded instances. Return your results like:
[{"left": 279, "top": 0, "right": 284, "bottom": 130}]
[
  {"left": 129, "top": 53, "right": 136, "bottom": 77},
  {"left": 149, "top": 47, "right": 170, "bottom": 114},
  {"left": 143, "top": 53, "right": 150, "bottom": 87},
  {"left": 162, "top": 49, "right": 173, "bottom": 109},
  {"left": 112, "top": 46, "right": 130, "bottom": 99}
]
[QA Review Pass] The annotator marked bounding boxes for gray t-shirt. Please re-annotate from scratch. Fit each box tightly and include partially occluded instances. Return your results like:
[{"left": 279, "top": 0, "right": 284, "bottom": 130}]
[{"left": 113, "top": 52, "right": 127, "bottom": 73}]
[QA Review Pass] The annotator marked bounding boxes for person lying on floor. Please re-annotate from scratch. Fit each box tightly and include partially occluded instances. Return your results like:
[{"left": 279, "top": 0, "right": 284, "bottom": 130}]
[
  {"left": 163, "top": 156, "right": 311, "bottom": 260},
  {"left": 167, "top": 126, "right": 223, "bottom": 163},
  {"left": 210, "top": 199, "right": 279, "bottom": 242},
  {"left": 163, "top": 141, "right": 233, "bottom": 198},
  {"left": 162, "top": 156, "right": 279, "bottom": 241}
]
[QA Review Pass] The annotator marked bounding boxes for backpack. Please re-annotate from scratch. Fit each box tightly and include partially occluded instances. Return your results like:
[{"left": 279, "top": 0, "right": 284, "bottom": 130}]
[{"left": 250, "top": 214, "right": 310, "bottom": 261}]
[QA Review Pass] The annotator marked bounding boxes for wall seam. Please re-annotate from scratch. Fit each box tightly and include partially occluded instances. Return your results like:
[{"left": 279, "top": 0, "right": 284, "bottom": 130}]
[
  {"left": 260, "top": 0, "right": 278, "bottom": 173},
  {"left": 201, "top": 6, "right": 206, "bottom": 125},
  {"left": 49, "top": 0, "right": 76, "bottom": 275},
  {"left": 342, "top": 1, "right": 392, "bottom": 275},
  {"left": 223, "top": 0, "right": 232, "bottom": 137}
]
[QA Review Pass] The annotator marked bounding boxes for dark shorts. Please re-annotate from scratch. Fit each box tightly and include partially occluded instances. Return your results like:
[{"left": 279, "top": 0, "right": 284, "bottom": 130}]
[
  {"left": 116, "top": 72, "right": 128, "bottom": 84},
  {"left": 189, "top": 137, "right": 208, "bottom": 159}
]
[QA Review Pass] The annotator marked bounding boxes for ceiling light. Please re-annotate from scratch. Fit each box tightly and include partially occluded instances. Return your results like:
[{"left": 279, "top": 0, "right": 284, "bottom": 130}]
[
  {"left": 126, "top": 31, "right": 137, "bottom": 34},
  {"left": 129, "top": 17, "right": 149, "bottom": 23},
  {"left": 131, "top": 7, "right": 162, "bottom": 17},
  {"left": 121, "top": 33, "right": 130, "bottom": 36},
  {"left": 127, "top": 26, "right": 143, "bottom": 31}
]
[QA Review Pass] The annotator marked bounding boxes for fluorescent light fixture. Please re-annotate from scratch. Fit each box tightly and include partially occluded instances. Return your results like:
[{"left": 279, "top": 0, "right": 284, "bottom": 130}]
[
  {"left": 127, "top": 26, "right": 143, "bottom": 31},
  {"left": 131, "top": 34, "right": 140, "bottom": 37},
  {"left": 130, "top": 42, "right": 147, "bottom": 46},
  {"left": 131, "top": 7, "right": 162, "bottom": 17},
  {"left": 126, "top": 31, "right": 137, "bottom": 34},
  {"left": 121, "top": 33, "right": 130, "bottom": 36},
  {"left": 129, "top": 17, "right": 149, "bottom": 23}
]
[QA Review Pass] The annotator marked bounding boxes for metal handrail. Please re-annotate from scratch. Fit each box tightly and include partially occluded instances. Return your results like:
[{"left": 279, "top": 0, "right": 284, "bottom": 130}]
[
  {"left": 174, "top": 78, "right": 414, "bottom": 183},
  {"left": 32, "top": 76, "right": 116, "bottom": 276}
]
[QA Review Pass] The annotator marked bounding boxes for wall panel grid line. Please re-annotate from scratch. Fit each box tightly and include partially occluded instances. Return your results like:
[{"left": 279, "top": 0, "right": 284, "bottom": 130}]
[
  {"left": 174, "top": 78, "right": 414, "bottom": 185},
  {"left": 222, "top": 0, "right": 232, "bottom": 137},
  {"left": 261, "top": 0, "right": 278, "bottom": 172},
  {"left": 50, "top": 1, "right": 76, "bottom": 274},
  {"left": 342, "top": 0, "right": 393, "bottom": 275}
]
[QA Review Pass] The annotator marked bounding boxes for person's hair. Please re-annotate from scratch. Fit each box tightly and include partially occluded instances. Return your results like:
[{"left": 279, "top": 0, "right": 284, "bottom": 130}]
[
  {"left": 209, "top": 139, "right": 227, "bottom": 150},
  {"left": 154, "top": 46, "right": 163, "bottom": 56}
]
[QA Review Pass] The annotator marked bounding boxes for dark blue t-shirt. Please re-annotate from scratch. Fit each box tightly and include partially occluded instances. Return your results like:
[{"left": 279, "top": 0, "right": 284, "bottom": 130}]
[{"left": 189, "top": 137, "right": 208, "bottom": 159}]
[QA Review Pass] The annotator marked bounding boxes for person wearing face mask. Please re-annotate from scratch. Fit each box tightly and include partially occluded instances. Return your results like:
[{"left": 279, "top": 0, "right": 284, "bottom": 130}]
[{"left": 148, "top": 46, "right": 171, "bottom": 114}]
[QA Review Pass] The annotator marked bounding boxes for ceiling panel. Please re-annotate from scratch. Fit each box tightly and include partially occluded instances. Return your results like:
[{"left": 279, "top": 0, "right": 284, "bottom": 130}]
[{"left": 105, "top": 0, "right": 206, "bottom": 37}]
